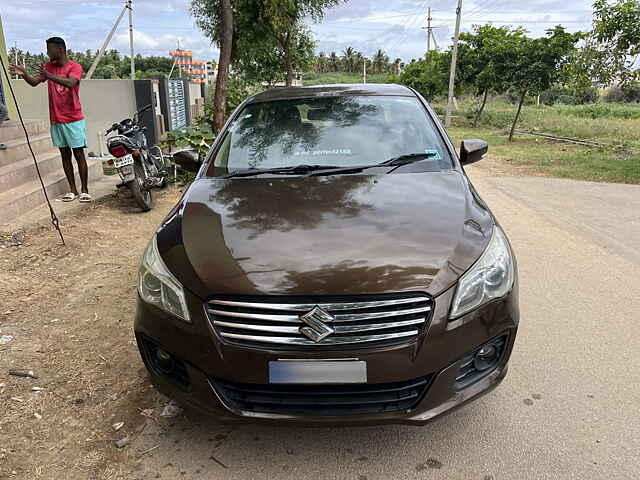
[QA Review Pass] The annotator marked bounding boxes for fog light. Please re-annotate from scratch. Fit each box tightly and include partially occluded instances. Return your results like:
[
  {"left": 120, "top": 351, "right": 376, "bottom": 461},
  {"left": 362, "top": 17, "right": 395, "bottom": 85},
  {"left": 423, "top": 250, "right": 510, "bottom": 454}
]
[
  {"left": 473, "top": 345, "right": 498, "bottom": 371},
  {"left": 156, "top": 349, "right": 174, "bottom": 373}
]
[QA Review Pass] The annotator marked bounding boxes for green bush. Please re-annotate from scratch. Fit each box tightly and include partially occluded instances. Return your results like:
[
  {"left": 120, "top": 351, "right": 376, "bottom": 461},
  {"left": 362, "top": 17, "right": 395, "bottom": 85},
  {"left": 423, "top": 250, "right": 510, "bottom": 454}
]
[
  {"left": 302, "top": 71, "right": 393, "bottom": 86},
  {"left": 397, "top": 59, "right": 448, "bottom": 100},
  {"left": 540, "top": 85, "right": 599, "bottom": 105},
  {"left": 504, "top": 88, "right": 536, "bottom": 105},
  {"left": 604, "top": 82, "right": 640, "bottom": 103},
  {"left": 558, "top": 103, "right": 640, "bottom": 120}
]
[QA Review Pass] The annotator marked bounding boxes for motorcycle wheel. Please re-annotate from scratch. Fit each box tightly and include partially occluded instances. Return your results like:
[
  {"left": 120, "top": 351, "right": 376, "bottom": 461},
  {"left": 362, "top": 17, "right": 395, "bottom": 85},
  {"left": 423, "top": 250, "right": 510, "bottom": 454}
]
[
  {"left": 150, "top": 146, "right": 169, "bottom": 189},
  {"left": 127, "top": 163, "right": 154, "bottom": 212}
]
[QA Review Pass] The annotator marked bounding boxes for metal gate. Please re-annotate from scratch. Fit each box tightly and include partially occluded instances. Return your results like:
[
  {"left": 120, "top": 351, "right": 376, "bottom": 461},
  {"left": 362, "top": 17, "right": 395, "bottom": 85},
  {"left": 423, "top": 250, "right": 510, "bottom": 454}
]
[{"left": 167, "top": 79, "right": 187, "bottom": 131}]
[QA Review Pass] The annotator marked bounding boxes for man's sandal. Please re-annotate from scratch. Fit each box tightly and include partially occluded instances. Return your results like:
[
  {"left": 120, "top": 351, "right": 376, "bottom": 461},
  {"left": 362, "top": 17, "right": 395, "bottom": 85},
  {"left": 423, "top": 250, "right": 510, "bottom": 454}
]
[
  {"left": 79, "top": 193, "right": 92, "bottom": 203},
  {"left": 62, "top": 193, "right": 77, "bottom": 202}
]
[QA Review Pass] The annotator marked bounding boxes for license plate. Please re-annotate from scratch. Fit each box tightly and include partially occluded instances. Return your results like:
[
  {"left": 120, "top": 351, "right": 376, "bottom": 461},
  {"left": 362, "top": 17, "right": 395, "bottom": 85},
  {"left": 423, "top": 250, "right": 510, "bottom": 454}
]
[
  {"left": 114, "top": 154, "right": 134, "bottom": 168},
  {"left": 269, "top": 360, "right": 367, "bottom": 384}
]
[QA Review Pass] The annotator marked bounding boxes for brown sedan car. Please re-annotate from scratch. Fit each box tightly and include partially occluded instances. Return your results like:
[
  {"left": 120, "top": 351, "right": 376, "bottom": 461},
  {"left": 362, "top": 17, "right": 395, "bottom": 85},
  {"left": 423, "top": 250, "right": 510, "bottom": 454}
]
[{"left": 135, "top": 84, "right": 519, "bottom": 425}]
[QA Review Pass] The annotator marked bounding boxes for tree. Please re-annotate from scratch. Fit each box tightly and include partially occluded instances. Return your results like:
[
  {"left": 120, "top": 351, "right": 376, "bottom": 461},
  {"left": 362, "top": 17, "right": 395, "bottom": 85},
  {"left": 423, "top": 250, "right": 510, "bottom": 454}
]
[
  {"left": 342, "top": 47, "right": 356, "bottom": 72},
  {"left": 191, "top": 0, "right": 234, "bottom": 133},
  {"left": 8, "top": 47, "right": 176, "bottom": 80},
  {"left": 316, "top": 51, "right": 327, "bottom": 73},
  {"left": 590, "top": 0, "right": 640, "bottom": 85},
  {"left": 494, "top": 26, "right": 581, "bottom": 141},
  {"left": 372, "top": 49, "right": 390, "bottom": 74},
  {"left": 251, "top": 0, "right": 340, "bottom": 86},
  {"left": 397, "top": 50, "right": 449, "bottom": 100},
  {"left": 458, "top": 25, "right": 527, "bottom": 126},
  {"left": 234, "top": 22, "right": 315, "bottom": 86},
  {"left": 328, "top": 51, "right": 340, "bottom": 72}
]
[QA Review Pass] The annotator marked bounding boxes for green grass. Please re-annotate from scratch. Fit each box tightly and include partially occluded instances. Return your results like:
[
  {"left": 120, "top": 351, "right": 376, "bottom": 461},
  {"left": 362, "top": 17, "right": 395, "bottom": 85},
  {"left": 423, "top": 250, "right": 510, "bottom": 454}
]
[
  {"left": 449, "top": 126, "right": 640, "bottom": 184},
  {"left": 302, "top": 71, "right": 393, "bottom": 86},
  {"left": 440, "top": 98, "right": 640, "bottom": 152},
  {"left": 296, "top": 84, "right": 640, "bottom": 183}
]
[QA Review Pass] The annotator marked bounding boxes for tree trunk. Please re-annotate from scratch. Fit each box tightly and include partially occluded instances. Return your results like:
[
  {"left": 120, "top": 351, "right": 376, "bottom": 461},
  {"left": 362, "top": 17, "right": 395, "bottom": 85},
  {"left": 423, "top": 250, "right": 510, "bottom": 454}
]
[
  {"left": 285, "top": 56, "right": 294, "bottom": 87},
  {"left": 509, "top": 90, "right": 527, "bottom": 142},
  {"left": 473, "top": 90, "right": 488, "bottom": 127},
  {"left": 212, "top": 0, "right": 233, "bottom": 133}
]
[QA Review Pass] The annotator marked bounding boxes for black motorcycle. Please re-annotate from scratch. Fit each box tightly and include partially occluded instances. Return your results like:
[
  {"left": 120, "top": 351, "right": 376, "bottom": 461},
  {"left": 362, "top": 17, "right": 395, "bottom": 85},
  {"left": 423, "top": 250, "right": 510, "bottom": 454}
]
[{"left": 106, "top": 105, "right": 166, "bottom": 211}]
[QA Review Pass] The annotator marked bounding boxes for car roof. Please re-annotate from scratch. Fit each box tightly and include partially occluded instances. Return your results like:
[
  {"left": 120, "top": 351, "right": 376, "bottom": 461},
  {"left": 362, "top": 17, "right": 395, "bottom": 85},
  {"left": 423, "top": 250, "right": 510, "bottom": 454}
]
[{"left": 247, "top": 83, "right": 416, "bottom": 103}]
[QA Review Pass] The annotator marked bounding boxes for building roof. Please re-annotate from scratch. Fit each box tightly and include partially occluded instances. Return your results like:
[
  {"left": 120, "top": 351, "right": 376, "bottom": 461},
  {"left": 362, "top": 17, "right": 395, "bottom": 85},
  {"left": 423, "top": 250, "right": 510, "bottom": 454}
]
[{"left": 248, "top": 83, "right": 415, "bottom": 103}]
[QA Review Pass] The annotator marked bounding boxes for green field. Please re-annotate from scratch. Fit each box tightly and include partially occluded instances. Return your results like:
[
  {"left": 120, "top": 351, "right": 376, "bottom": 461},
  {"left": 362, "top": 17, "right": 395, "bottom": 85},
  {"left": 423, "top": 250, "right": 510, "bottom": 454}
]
[
  {"left": 440, "top": 98, "right": 640, "bottom": 184},
  {"left": 300, "top": 74, "right": 639, "bottom": 183},
  {"left": 302, "top": 71, "right": 393, "bottom": 86}
]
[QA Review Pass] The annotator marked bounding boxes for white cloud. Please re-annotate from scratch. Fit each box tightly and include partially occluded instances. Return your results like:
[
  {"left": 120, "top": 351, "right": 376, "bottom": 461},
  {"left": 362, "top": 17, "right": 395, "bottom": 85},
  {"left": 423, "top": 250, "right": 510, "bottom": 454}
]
[{"left": 2, "top": 0, "right": 595, "bottom": 63}]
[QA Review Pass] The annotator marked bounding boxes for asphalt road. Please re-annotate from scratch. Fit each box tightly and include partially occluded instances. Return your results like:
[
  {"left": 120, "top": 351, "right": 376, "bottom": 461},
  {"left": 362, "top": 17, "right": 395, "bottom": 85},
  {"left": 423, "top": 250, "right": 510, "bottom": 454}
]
[{"left": 131, "top": 166, "right": 640, "bottom": 480}]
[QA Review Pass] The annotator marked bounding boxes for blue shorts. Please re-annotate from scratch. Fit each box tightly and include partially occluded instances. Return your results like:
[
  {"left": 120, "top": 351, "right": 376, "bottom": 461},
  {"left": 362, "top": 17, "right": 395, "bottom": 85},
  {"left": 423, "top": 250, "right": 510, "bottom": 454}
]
[{"left": 51, "top": 119, "right": 87, "bottom": 149}]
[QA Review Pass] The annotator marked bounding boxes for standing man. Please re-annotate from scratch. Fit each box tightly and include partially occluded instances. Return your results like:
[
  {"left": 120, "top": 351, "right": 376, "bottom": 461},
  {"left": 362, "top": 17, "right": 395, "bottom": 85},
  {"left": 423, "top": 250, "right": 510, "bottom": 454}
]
[{"left": 10, "top": 37, "right": 91, "bottom": 202}]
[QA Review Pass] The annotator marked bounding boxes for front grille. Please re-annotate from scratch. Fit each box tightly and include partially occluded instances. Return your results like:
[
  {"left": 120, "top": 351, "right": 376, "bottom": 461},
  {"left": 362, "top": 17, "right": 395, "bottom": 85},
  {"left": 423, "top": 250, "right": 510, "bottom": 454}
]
[
  {"left": 205, "top": 294, "right": 433, "bottom": 348},
  {"left": 212, "top": 376, "right": 431, "bottom": 416}
]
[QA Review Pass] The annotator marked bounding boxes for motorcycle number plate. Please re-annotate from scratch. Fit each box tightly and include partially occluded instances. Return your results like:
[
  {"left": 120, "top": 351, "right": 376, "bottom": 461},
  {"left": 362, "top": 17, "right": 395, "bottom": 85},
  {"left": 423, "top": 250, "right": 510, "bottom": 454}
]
[{"left": 114, "top": 155, "right": 134, "bottom": 168}]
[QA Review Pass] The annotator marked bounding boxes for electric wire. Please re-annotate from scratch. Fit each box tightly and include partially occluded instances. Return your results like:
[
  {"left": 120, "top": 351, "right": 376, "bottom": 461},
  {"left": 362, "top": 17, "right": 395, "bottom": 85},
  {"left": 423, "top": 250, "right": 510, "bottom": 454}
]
[{"left": 0, "top": 55, "right": 66, "bottom": 245}]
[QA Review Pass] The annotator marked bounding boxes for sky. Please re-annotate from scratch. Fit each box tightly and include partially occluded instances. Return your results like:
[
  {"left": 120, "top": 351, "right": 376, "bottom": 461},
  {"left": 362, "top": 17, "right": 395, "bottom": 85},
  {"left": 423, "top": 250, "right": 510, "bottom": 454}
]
[{"left": 1, "top": 0, "right": 595, "bottom": 63}]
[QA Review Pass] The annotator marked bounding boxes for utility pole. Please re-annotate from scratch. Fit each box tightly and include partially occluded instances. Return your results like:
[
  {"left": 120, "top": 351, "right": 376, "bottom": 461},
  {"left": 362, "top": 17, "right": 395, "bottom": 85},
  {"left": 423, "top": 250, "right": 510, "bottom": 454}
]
[
  {"left": 128, "top": 0, "right": 135, "bottom": 80},
  {"left": 445, "top": 0, "right": 463, "bottom": 128},
  {"left": 13, "top": 42, "right": 18, "bottom": 79},
  {"left": 422, "top": 7, "right": 432, "bottom": 60},
  {"left": 86, "top": 1, "right": 129, "bottom": 79},
  {"left": 363, "top": 58, "right": 367, "bottom": 84}
]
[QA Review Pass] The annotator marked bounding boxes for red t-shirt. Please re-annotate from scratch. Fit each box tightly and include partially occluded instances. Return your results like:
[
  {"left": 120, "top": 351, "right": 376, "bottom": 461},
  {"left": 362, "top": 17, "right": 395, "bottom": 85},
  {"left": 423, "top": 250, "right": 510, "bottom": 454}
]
[{"left": 44, "top": 61, "right": 84, "bottom": 124}]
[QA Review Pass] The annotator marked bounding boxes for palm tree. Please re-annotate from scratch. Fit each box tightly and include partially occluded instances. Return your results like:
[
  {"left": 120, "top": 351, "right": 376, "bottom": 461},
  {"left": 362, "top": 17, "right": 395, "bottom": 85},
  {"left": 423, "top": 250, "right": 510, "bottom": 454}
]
[
  {"left": 372, "top": 49, "right": 389, "bottom": 74},
  {"left": 316, "top": 52, "right": 327, "bottom": 73},
  {"left": 342, "top": 47, "right": 356, "bottom": 72},
  {"left": 354, "top": 51, "right": 365, "bottom": 74},
  {"left": 329, "top": 52, "right": 340, "bottom": 72}
]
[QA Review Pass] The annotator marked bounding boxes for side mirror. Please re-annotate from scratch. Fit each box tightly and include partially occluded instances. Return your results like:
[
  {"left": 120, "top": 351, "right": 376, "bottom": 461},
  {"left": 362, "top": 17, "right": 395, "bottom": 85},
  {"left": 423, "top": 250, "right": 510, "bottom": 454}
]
[
  {"left": 460, "top": 139, "right": 488, "bottom": 165},
  {"left": 173, "top": 149, "right": 201, "bottom": 173}
]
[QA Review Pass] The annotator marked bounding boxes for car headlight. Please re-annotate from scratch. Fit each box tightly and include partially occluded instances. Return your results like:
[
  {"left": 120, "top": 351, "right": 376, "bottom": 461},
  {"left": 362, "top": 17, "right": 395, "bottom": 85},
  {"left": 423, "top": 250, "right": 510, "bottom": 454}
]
[
  {"left": 450, "top": 226, "right": 514, "bottom": 319},
  {"left": 138, "top": 236, "right": 191, "bottom": 322}
]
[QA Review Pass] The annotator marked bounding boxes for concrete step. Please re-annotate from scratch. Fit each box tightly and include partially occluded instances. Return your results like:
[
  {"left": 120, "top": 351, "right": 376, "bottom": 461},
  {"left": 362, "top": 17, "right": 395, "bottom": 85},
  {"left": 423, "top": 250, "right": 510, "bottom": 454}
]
[
  {"left": 0, "top": 150, "right": 63, "bottom": 193},
  {"left": 0, "top": 133, "right": 56, "bottom": 169},
  {"left": 0, "top": 158, "right": 104, "bottom": 227},
  {"left": 0, "top": 120, "right": 50, "bottom": 143}
]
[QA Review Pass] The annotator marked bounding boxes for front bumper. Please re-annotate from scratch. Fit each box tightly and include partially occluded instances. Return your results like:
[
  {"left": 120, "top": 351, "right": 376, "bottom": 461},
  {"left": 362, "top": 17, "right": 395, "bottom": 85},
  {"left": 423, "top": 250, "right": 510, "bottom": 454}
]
[{"left": 134, "top": 285, "right": 519, "bottom": 426}]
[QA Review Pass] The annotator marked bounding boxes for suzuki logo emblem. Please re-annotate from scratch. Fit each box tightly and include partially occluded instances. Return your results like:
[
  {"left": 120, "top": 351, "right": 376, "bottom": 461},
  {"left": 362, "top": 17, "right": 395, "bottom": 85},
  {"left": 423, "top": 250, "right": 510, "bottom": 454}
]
[{"left": 299, "top": 306, "right": 335, "bottom": 342}]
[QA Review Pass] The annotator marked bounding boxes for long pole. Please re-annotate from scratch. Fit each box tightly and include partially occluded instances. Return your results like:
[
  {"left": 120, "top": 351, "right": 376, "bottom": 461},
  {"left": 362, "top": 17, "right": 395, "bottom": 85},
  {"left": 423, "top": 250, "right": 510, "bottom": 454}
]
[
  {"left": 14, "top": 42, "right": 18, "bottom": 79},
  {"left": 128, "top": 0, "right": 135, "bottom": 80},
  {"left": 426, "top": 7, "right": 432, "bottom": 59},
  {"left": 363, "top": 59, "right": 367, "bottom": 84},
  {"left": 431, "top": 30, "right": 439, "bottom": 51},
  {"left": 86, "top": 3, "right": 128, "bottom": 79},
  {"left": 445, "top": 0, "right": 463, "bottom": 128},
  {"left": 168, "top": 56, "right": 177, "bottom": 79}
]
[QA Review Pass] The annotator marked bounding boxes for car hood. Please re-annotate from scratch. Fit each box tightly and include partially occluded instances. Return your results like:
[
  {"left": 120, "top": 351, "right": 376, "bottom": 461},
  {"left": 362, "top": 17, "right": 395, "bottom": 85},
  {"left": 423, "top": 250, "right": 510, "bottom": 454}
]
[{"left": 162, "top": 172, "right": 494, "bottom": 298}]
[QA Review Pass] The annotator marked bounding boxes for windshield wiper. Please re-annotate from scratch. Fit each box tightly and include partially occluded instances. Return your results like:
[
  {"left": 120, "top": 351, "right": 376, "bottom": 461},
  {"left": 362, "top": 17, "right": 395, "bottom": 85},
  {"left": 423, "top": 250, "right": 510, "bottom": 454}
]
[
  {"left": 307, "top": 152, "right": 439, "bottom": 177},
  {"left": 380, "top": 152, "right": 438, "bottom": 166},
  {"left": 220, "top": 164, "right": 342, "bottom": 179},
  {"left": 221, "top": 153, "right": 440, "bottom": 179}
]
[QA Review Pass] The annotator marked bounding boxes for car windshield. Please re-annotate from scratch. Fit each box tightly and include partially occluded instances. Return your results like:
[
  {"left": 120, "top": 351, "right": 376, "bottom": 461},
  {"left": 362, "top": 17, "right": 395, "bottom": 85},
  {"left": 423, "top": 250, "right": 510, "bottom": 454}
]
[{"left": 207, "top": 95, "right": 452, "bottom": 176}]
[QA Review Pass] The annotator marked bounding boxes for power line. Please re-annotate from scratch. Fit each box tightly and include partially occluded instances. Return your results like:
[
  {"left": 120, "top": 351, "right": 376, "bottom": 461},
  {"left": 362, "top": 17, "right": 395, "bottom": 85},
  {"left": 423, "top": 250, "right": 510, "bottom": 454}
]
[{"left": 385, "top": 0, "right": 430, "bottom": 53}]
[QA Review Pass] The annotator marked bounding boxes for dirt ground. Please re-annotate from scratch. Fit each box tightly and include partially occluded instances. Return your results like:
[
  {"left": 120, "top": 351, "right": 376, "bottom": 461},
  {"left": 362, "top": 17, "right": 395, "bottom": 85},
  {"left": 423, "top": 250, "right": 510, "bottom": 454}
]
[
  {"left": 0, "top": 188, "right": 182, "bottom": 479},
  {"left": 2, "top": 158, "right": 639, "bottom": 480}
]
